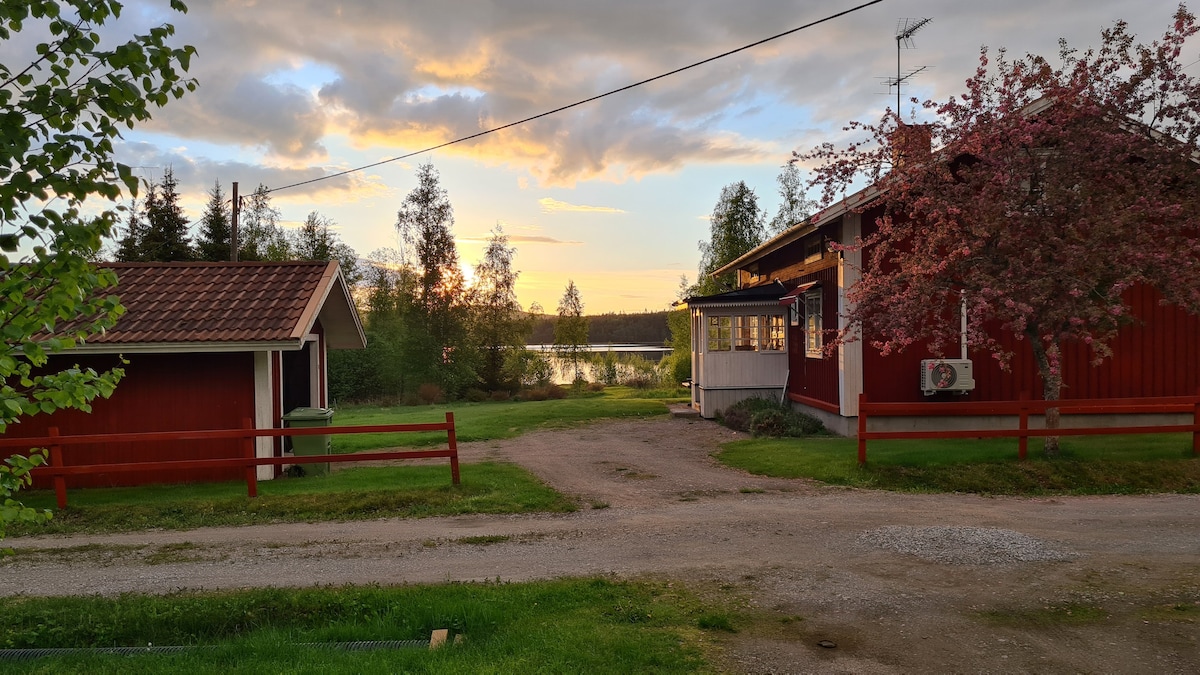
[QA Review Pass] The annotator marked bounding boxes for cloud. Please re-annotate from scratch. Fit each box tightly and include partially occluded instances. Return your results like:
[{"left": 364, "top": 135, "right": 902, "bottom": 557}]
[
  {"left": 538, "top": 198, "right": 626, "bottom": 214},
  {"left": 115, "top": 142, "right": 388, "bottom": 206},
  {"left": 510, "top": 235, "right": 583, "bottom": 245},
  {"left": 116, "top": 0, "right": 1187, "bottom": 186}
]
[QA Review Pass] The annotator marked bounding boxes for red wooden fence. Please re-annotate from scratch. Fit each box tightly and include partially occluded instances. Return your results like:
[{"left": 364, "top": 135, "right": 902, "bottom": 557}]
[
  {"left": 0, "top": 412, "right": 459, "bottom": 509},
  {"left": 856, "top": 393, "right": 1200, "bottom": 465}
]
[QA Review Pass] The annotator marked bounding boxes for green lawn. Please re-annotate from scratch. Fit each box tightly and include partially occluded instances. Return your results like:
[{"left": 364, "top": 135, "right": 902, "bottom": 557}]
[
  {"left": 8, "top": 388, "right": 682, "bottom": 536},
  {"left": 716, "top": 433, "right": 1200, "bottom": 494},
  {"left": 10, "top": 463, "right": 575, "bottom": 536},
  {"left": 328, "top": 386, "right": 679, "bottom": 454},
  {"left": 0, "top": 578, "right": 729, "bottom": 674}
]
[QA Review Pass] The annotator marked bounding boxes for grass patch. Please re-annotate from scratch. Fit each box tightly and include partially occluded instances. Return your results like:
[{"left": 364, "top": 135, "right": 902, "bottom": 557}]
[
  {"left": 695, "top": 612, "right": 738, "bottom": 632},
  {"left": 329, "top": 388, "right": 671, "bottom": 454},
  {"left": 144, "top": 542, "right": 203, "bottom": 566},
  {"left": 1141, "top": 602, "right": 1200, "bottom": 623},
  {"left": 455, "top": 535, "right": 510, "bottom": 546},
  {"left": 10, "top": 463, "right": 575, "bottom": 536},
  {"left": 977, "top": 603, "right": 1109, "bottom": 627},
  {"left": 0, "top": 578, "right": 731, "bottom": 673},
  {"left": 716, "top": 434, "right": 1200, "bottom": 495}
]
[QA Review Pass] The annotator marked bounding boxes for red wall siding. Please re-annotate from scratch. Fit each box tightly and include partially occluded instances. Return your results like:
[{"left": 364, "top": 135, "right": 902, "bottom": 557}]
[
  {"left": 863, "top": 284, "right": 1200, "bottom": 403},
  {"left": 11, "top": 352, "right": 255, "bottom": 488},
  {"left": 973, "top": 284, "right": 1200, "bottom": 401},
  {"left": 787, "top": 266, "right": 840, "bottom": 407}
]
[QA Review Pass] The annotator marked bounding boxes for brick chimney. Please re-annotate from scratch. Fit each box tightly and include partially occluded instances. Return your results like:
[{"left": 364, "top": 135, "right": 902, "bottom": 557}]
[{"left": 892, "top": 123, "right": 932, "bottom": 168}]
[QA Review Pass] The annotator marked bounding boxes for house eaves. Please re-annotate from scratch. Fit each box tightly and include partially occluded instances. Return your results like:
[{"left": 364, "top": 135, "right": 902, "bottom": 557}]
[{"left": 712, "top": 184, "right": 883, "bottom": 278}]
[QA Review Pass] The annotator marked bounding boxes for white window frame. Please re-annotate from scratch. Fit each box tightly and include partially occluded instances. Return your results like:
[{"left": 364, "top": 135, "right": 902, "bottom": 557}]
[
  {"left": 734, "top": 315, "right": 759, "bottom": 351},
  {"left": 804, "top": 289, "right": 823, "bottom": 358},
  {"left": 763, "top": 314, "right": 786, "bottom": 351},
  {"left": 707, "top": 315, "right": 731, "bottom": 352}
]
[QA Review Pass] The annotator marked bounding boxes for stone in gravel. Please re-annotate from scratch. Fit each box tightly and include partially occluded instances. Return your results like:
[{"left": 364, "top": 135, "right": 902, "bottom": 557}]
[{"left": 856, "top": 525, "right": 1079, "bottom": 565}]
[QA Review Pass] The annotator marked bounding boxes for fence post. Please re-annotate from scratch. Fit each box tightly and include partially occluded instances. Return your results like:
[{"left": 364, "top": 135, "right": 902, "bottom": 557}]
[
  {"left": 1193, "top": 389, "right": 1199, "bottom": 457},
  {"left": 243, "top": 417, "right": 258, "bottom": 498},
  {"left": 1018, "top": 392, "right": 1029, "bottom": 461},
  {"left": 857, "top": 393, "right": 868, "bottom": 466},
  {"left": 446, "top": 411, "right": 460, "bottom": 485},
  {"left": 48, "top": 427, "right": 68, "bottom": 509}
]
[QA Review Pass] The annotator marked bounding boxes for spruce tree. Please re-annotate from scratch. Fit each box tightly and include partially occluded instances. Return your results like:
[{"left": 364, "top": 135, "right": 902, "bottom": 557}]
[
  {"left": 195, "top": 180, "right": 231, "bottom": 262},
  {"left": 140, "top": 167, "right": 194, "bottom": 262}
]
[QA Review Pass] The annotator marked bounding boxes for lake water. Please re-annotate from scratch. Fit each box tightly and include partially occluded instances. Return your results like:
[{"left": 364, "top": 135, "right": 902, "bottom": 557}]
[{"left": 526, "top": 343, "right": 673, "bottom": 384}]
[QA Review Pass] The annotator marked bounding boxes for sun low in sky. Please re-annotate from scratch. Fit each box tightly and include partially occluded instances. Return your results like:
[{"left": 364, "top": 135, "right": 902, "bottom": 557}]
[{"left": 6, "top": 0, "right": 1192, "bottom": 314}]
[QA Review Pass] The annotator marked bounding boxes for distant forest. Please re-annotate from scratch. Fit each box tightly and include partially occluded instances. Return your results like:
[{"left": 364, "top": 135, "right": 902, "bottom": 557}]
[{"left": 528, "top": 310, "right": 671, "bottom": 345}]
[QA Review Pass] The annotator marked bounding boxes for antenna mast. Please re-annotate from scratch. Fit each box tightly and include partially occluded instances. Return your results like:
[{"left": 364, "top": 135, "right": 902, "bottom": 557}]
[{"left": 891, "top": 17, "right": 932, "bottom": 116}]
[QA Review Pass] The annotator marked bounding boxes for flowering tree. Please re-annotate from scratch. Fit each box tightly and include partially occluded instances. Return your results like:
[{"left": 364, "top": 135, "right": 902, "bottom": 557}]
[{"left": 798, "top": 6, "right": 1200, "bottom": 453}]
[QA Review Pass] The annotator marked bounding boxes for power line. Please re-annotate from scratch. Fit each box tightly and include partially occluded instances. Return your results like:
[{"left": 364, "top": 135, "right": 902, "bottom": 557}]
[{"left": 262, "top": 0, "right": 886, "bottom": 196}]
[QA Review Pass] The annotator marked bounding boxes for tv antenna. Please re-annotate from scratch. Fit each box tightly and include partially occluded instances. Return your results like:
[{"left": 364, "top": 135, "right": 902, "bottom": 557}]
[{"left": 886, "top": 17, "right": 932, "bottom": 116}]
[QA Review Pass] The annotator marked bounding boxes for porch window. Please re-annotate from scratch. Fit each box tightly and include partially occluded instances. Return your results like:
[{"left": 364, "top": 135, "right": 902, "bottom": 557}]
[
  {"left": 734, "top": 315, "right": 759, "bottom": 351},
  {"left": 707, "top": 316, "right": 731, "bottom": 351},
  {"left": 763, "top": 314, "right": 786, "bottom": 351},
  {"left": 804, "top": 289, "right": 823, "bottom": 357}
]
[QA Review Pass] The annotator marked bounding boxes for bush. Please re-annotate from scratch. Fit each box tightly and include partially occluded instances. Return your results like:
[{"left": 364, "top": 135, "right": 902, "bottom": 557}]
[
  {"left": 588, "top": 382, "right": 606, "bottom": 392},
  {"left": 465, "top": 388, "right": 488, "bottom": 402},
  {"left": 521, "top": 384, "right": 568, "bottom": 401},
  {"left": 720, "top": 397, "right": 826, "bottom": 437},
  {"left": 490, "top": 390, "right": 511, "bottom": 402},
  {"left": 417, "top": 382, "right": 444, "bottom": 405}
]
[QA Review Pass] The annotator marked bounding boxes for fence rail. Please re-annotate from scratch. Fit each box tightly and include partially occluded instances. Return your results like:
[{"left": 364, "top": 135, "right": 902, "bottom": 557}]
[
  {"left": 856, "top": 393, "right": 1200, "bottom": 465},
  {"left": 0, "top": 412, "right": 459, "bottom": 509}
]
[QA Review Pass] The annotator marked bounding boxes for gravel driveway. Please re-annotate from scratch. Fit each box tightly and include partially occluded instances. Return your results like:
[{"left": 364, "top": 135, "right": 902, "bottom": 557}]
[{"left": 4, "top": 416, "right": 1199, "bottom": 673}]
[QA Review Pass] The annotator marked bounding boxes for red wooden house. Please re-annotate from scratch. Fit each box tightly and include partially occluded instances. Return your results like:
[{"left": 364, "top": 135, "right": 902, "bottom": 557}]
[
  {"left": 7, "top": 261, "right": 366, "bottom": 487},
  {"left": 685, "top": 189, "right": 1200, "bottom": 436}
]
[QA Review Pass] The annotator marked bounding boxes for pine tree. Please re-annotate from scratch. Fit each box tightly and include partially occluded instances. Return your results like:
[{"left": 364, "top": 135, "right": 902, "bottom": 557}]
[
  {"left": 114, "top": 198, "right": 146, "bottom": 262},
  {"left": 289, "top": 211, "right": 362, "bottom": 286},
  {"left": 139, "top": 167, "right": 193, "bottom": 262},
  {"left": 195, "top": 180, "right": 231, "bottom": 262}
]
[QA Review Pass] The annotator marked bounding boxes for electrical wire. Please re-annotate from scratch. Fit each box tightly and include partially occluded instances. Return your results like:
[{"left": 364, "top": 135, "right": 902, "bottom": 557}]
[{"left": 261, "top": 0, "right": 886, "bottom": 196}]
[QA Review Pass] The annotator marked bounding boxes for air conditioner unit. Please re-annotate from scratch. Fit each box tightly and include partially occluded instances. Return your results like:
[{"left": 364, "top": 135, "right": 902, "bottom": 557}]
[{"left": 920, "top": 359, "right": 976, "bottom": 395}]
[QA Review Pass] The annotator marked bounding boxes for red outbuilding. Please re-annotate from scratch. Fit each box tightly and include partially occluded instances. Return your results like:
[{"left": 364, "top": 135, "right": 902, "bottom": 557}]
[{"left": 7, "top": 261, "right": 366, "bottom": 487}]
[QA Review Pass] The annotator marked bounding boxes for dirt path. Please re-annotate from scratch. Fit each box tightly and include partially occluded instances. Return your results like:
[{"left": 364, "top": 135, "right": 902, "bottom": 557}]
[{"left": 4, "top": 416, "right": 1199, "bottom": 673}]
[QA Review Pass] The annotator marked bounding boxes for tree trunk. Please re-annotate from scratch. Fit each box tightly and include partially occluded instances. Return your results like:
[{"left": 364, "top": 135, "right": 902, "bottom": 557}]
[{"left": 1028, "top": 334, "right": 1063, "bottom": 456}]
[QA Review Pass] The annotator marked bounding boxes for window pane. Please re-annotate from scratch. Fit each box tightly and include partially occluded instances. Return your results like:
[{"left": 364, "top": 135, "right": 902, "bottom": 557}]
[
  {"left": 804, "top": 290, "right": 823, "bottom": 357},
  {"left": 734, "top": 315, "right": 758, "bottom": 351},
  {"left": 764, "top": 314, "right": 785, "bottom": 351},
  {"left": 707, "top": 315, "right": 731, "bottom": 351}
]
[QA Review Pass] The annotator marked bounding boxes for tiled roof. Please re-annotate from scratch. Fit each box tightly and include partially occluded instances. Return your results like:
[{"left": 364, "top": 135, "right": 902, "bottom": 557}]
[{"left": 82, "top": 262, "right": 339, "bottom": 345}]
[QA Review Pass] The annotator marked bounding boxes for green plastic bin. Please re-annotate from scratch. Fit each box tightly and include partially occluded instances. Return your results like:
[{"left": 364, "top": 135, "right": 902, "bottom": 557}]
[{"left": 282, "top": 407, "right": 334, "bottom": 476}]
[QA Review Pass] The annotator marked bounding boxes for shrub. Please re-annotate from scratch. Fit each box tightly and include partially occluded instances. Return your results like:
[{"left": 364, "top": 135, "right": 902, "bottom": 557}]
[
  {"left": 624, "top": 372, "right": 657, "bottom": 389},
  {"left": 524, "top": 387, "right": 548, "bottom": 402},
  {"left": 590, "top": 351, "right": 620, "bottom": 385},
  {"left": 588, "top": 382, "right": 606, "bottom": 392},
  {"left": 720, "top": 397, "right": 826, "bottom": 437},
  {"left": 465, "top": 388, "right": 488, "bottom": 403},
  {"left": 417, "top": 382, "right": 444, "bottom": 405},
  {"left": 490, "top": 390, "right": 511, "bottom": 402},
  {"left": 547, "top": 384, "right": 569, "bottom": 399}
]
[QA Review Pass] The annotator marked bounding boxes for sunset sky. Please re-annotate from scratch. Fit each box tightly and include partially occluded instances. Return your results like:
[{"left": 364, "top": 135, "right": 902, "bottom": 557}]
[{"left": 8, "top": 0, "right": 1196, "bottom": 313}]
